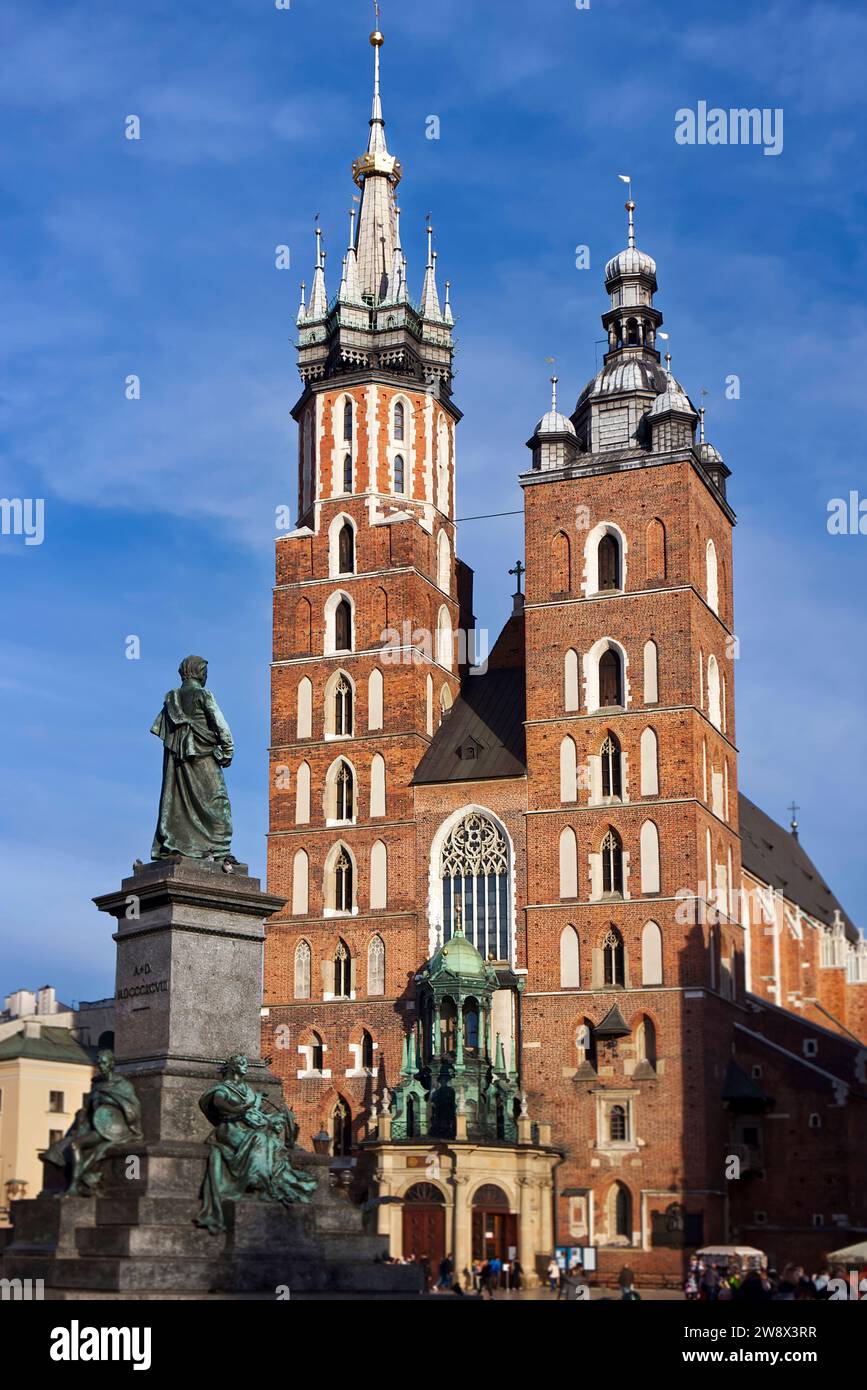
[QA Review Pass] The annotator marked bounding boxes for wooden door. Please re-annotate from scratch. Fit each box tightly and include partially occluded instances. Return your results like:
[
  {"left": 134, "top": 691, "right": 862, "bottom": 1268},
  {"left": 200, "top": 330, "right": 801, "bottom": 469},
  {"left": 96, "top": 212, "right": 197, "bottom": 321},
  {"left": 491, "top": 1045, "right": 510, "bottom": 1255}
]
[{"left": 403, "top": 1205, "right": 446, "bottom": 1265}]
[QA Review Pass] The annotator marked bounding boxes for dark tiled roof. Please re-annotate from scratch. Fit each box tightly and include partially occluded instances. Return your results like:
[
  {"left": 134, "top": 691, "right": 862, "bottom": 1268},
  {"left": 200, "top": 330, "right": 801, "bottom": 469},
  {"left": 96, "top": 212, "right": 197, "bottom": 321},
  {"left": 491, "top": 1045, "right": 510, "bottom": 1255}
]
[
  {"left": 413, "top": 666, "right": 526, "bottom": 785},
  {"left": 0, "top": 1026, "right": 96, "bottom": 1066},
  {"left": 738, "top": 793, "right": 857, "bottom": 941}
]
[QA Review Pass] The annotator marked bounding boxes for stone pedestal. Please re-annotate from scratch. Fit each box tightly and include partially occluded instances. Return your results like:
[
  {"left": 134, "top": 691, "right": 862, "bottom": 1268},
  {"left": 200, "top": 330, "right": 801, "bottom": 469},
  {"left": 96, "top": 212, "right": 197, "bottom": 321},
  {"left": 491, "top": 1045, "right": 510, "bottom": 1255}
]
[
  {"left": 0, "top": 856, "right": 420, "bottom": 1298},
  {"left": 93, "top": 856, "right": 285, "bottom": 1143}
]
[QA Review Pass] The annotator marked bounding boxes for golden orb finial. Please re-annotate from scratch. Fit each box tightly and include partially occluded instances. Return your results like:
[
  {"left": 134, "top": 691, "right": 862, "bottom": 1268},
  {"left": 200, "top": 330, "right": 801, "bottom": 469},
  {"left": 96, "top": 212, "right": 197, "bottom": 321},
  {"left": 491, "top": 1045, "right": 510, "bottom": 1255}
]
[{"left": 370, "top": 30, "right": 384, "bottom": 46}]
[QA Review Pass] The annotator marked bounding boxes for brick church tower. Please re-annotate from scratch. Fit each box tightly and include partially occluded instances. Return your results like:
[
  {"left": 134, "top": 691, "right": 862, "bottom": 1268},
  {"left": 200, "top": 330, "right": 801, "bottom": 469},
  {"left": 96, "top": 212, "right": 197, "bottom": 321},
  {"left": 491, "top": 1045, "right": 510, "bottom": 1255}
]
[
  {"left": 265, "top": 30, "right": 465, "bottom": 1150},
  {"left": 519, "top": 200, "right": 744, "bottom": 1260}
]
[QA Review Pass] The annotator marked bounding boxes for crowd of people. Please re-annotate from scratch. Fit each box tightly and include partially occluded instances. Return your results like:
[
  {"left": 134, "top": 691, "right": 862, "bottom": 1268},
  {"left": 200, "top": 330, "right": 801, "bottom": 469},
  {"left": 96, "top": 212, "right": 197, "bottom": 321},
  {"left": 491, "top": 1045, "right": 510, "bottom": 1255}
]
[
  {"left": 376, "top": 1250, "right": 526, "bottom": 1295},
  {"left": 683, "top": 1254, "right": 860, "bottom": 1301},
  {"left": 377, "top": 1246, "right": 864, "bottom": 1300}
]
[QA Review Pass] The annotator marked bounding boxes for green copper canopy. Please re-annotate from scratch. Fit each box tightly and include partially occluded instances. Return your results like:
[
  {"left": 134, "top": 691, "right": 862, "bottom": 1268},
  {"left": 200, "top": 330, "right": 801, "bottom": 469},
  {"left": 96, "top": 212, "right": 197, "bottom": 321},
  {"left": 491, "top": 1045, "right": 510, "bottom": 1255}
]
[{"left": 430, "top": 929, "right": 487, "bottom": 980}]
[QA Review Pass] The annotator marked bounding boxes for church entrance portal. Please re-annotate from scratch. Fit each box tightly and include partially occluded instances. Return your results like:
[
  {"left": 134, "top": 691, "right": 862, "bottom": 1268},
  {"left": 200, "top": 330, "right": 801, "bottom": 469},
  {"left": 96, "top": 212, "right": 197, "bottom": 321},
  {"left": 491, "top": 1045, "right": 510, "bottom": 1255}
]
[{"left": 471, "top": 1184, "right": 518, "bottom": 1262}]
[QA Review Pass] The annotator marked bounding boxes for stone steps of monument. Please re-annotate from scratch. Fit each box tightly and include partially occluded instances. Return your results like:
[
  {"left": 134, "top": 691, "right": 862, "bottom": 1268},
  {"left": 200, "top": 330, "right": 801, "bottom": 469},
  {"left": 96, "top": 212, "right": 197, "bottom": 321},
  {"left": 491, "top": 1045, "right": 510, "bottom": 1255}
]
[
  {"left": 76, "top": 1223, "right": 218, "bottom": 1259},
  {"left": 45, "top": 1254, "right": 421, "bottom": 1294},
  {"left": 96, "top": 1195, "right": 201, "bottom": 1226}
]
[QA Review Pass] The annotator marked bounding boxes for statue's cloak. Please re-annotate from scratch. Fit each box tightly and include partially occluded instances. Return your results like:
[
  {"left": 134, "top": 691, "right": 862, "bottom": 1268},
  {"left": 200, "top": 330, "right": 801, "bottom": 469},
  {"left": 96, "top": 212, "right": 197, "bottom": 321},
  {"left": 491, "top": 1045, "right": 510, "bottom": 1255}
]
[
  {"left": 150, "top": 680, "right": 233, "bottom": 860},
  {"left": 195, "top": 1078, "right": 316, "bottom": 1233}
]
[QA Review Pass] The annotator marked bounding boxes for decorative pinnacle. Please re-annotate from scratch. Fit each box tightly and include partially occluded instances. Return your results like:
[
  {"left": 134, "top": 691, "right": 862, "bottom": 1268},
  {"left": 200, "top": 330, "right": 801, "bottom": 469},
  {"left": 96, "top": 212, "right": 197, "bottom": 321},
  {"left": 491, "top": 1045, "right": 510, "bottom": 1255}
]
[
  {"left": 626, "top": 199, "right": 636, "bottom": 251},
  {"left": 788, "top": 800, "right": 800, "bottom": 837},
  {"left": 426, "top": 221, "right": 434, "bottom": 269},
  {"left": 348, "top": 206, "right": 356, "bottom": 248},
  {"left": 618, "top": 174, "right": 635, "bottom": 247},
  {"left": 370, "top": 25, "right": 384, "bottom": 122},
  {"left": 699, "top": 387, "right": 709, "bottom": 443},
  {"left": 315, "top": 225, "right": 323, "bottom": 268},
  {"left": 453, "top": 895, "right": 463, "bottom": 934},
  {"left": 550, "top": 374, "right": 559, "bottom": 412},
  {"left": 664, "top": 350, "right": 672, "bottom": 377}
]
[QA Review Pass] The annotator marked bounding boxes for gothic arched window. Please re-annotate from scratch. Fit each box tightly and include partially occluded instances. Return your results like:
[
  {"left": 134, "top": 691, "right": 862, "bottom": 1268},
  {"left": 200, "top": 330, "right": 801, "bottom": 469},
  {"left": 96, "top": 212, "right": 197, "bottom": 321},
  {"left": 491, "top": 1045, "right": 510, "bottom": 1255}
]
[
  {"left": 440, "top": 811, "right": 511, "bottom": 962},
  {"left": 601, "top": 732, "right": 622, "bottom": 798},
  {"left": 338, "top": 522, "right": 354, "bottom": 574},
  {"left": 335, "top": 598, "right": 352, "bottom": 652},
  {"left": 367, "top": 934, "right": 385, "bottom": 995},
  {"left": 343, "top": 454, "right": 353, "bottom": 493},
  {"left": 577, "top": 1019, "right": 597, "bottom": 1071},
  {"left": 310, "top": 1030, "right": 324, "bottom": 1072},
  {"left": 334, "top": 760, "right": 354, "bottom": 821},
  {"left": 601, "top": 829, "right": 624, "bottom": 895},
  {"left": 333, "top": 674, "right": 353, "bottom": 736},
  {"left": 394, "top": 454, "right": 405, "bottom": 494},
  {"left": 343, "top": 399, "right": 353, "bottom": 442},
  {"left": 360, "top": 1029, "right": 374, "bottom": 1070},
  {"left": 294, "top": 940, "right": 311, "bottom": 999},
  {"left": 334, "top": 852, "right": 353, "bottom": 913},
  {"left": 334, "top": 939, "right": 351, "bottom": 996},
  {"left": 612, "top": 1183, "right": 631, "bottom": 1238},
  {"left": 598, "top": 534, "right": 620, "bottom": 590},
  {"left": 332, "top": 1099, "right": 352, "bottom": 1156},
  {"left": 393, "top": 400, "right": 405, "bottom": 441},
  {"left": 599, "top": 648, "right": 622, "bottom": 706},
  {"left": 602, "top": 925, "right": 625, "bottom": 986},
  {"left": 636, "top": 1015, "right": 657, "bottom": 1069}
]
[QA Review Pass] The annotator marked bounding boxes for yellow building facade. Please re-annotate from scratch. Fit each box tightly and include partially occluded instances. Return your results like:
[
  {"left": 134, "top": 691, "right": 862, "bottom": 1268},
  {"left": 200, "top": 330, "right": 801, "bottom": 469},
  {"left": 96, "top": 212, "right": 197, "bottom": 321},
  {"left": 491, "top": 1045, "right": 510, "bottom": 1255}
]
[{"left": 0, "top": 1024, "right": 95, "bottom": 1217}]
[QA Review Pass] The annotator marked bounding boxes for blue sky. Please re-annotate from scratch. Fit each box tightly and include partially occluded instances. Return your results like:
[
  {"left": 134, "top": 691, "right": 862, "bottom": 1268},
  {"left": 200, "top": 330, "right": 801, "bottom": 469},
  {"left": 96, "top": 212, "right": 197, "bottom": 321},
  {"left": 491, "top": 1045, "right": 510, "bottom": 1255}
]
[{"left": 2, "top": 0, "right": 865, "bottom": 1005}]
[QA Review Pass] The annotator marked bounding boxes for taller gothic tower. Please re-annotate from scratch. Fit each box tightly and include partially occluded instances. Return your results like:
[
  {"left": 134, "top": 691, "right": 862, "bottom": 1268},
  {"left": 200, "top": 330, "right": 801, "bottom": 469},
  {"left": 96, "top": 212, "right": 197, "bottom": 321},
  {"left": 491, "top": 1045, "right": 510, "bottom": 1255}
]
[{"left": 265, "top": 31, "right": 465, "bottom": 1150}]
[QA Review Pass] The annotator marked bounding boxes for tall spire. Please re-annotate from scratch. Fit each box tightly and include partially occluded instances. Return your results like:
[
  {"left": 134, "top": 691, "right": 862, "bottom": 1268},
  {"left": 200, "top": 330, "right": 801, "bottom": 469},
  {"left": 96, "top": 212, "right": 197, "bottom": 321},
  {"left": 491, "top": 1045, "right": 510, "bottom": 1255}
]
[{"left": 352, "top": 28, "right": 402, "bottom": 303}]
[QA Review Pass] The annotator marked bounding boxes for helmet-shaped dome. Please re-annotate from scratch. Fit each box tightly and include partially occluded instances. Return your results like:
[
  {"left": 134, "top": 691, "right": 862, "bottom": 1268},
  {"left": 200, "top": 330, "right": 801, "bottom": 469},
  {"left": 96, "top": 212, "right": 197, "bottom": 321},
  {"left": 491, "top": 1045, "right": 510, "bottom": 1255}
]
[
  {"left": 604, "top": 245, "right": 657, "bottom": 286},
  {"left": 534, "top": 408, "right": 576, "bottom": 438},
  {"left": 649, "top": 377, "right": 696, "bottom": 418},
  {"left": 699, "top": 440, "right": 724, "bottom": 465}
]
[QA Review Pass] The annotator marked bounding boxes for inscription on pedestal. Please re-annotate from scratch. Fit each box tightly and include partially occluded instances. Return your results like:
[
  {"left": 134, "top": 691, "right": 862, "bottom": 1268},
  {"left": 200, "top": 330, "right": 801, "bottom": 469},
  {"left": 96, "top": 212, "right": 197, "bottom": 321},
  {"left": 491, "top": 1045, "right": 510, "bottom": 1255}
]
[{"left": 116, "top": 962, "right": 169, "bottom": 1002}]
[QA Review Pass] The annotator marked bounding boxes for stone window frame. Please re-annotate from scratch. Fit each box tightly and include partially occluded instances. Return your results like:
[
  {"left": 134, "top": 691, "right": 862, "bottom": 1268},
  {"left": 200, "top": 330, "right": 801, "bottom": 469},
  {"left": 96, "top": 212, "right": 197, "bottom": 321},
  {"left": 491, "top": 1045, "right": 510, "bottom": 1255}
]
[{"left": 594, "top": 1090, "right": 639, "bottom": 1158}]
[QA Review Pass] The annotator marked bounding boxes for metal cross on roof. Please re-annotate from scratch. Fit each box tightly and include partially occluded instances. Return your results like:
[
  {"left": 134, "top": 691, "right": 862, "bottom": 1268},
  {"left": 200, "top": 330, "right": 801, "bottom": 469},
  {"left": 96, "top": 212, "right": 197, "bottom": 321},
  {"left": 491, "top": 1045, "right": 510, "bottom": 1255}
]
[{"left": 509, "top": 559, "right": 525, "bottom": 595}]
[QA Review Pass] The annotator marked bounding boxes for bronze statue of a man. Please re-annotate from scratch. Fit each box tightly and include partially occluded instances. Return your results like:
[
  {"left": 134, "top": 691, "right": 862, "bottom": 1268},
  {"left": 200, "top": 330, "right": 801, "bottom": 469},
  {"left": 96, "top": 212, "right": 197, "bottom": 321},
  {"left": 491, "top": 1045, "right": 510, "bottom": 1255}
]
[
  {"left": 150, "top": 655, "right": 234, "bottom": 861},
  {"left": 42, "top": 1049, "right": 143, "bottom": 1196},
  {"left": 195, "top": 1054, "right": 316, "bottom": 1234}
]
